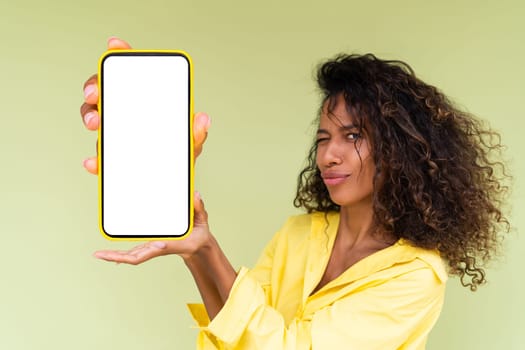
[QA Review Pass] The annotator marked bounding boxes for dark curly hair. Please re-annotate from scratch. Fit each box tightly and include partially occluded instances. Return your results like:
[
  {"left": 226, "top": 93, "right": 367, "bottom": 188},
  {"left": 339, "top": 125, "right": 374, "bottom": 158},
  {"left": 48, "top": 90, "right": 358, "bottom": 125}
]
[{"left": 294, "top": 54, "right": 510, "bottom": 291}]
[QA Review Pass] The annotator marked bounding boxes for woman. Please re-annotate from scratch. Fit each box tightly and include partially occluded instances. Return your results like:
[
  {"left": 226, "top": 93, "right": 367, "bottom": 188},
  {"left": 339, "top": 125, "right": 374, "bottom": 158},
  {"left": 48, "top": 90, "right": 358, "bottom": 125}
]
[{"left": 81, "top": 37, "right": 510, "bottom": 349}]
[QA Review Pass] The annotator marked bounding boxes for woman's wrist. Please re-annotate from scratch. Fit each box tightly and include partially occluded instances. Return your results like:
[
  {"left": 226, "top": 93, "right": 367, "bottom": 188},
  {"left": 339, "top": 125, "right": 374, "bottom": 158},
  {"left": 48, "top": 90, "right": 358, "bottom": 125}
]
[
  {"left": 180, "top": 229, "right": 215, "bottom": 262},
  {"left": 182, "top": 233, "right": 237, "bottom": 302}
]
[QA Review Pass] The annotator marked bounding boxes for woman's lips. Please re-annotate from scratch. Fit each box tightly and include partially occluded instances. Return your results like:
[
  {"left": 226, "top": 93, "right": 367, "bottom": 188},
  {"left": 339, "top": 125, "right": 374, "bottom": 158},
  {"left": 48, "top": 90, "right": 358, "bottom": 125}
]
[{"left": 321, "top": 173, "right": 350, "bottom": 186}]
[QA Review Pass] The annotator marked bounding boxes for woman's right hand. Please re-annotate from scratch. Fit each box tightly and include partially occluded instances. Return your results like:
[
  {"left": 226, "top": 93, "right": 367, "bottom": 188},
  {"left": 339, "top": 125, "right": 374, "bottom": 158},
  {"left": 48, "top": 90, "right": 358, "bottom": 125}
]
[{"left": 80, "top": 36, "right": 211, "bottom": 174}]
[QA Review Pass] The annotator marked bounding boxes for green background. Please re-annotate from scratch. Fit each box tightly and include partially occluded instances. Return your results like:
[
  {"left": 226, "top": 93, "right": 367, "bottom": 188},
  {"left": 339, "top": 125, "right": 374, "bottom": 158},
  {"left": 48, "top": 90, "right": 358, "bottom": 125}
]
[{"left": 1, "top": 0, "right": 523, "bottom": 349}]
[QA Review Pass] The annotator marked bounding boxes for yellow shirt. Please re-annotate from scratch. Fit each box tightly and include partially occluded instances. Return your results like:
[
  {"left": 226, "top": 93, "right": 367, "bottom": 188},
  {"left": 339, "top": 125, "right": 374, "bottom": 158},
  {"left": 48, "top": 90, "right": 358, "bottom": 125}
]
[{"left": 187, "top": 212, "right": 447, "bottom": 349}]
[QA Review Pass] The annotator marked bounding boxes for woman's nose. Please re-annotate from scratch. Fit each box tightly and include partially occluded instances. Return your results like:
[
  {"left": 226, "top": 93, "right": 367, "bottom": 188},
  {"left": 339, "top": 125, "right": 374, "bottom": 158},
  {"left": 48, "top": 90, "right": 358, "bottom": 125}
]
[{"left": 319, "top": 141, "right": 343, "bottom": 167}]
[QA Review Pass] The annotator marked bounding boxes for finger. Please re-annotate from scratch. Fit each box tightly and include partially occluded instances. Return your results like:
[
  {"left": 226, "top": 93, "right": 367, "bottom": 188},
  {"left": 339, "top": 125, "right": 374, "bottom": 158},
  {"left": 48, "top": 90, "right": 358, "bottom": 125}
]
[
  {"left": 83, "top": 36, "right": 132, "bottom": 105},
  {"left": 132, "top": 244, "right": 164, "bottom": 260},
  {"left": 125, "top": 243, "right": 147, "bottom": 255},
  {"left": 83, "top": 74, "right": 99, "bottom": 105},
  {"left": 94, "top": 242, "right": 166, "bottom": 265},
  {"left": 193, "top": 113, "right": 211, "bottom": 159},
  {"left": 94, "top": 250, "right": 144, "bottom": 265},
  {"left": 127, "top": 243, "right": 154, "bottom": 256},
  {"left": 94, "top": 248, "right": 146, "bottom": 263},
  {"left": 107, "top": 36, "right": 132, "bottom": 50},
  {"left": 80, "top": 103, "right": 100, "bottom": 130},
  {"left": 194, "top": 191, "right": 208, "bottom": 224},
  {"left": 83, "top": 157, "right": 98, "bottom": 174},
  {"left": 121, "top": 241, "right": 167, "bottom": 258}
]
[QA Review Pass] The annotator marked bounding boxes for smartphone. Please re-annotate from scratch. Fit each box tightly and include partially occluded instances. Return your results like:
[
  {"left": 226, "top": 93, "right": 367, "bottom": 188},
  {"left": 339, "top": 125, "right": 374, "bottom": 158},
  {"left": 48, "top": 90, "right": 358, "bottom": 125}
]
[{"left": 98, "top": 50, "right": 193, "bottom": 240}]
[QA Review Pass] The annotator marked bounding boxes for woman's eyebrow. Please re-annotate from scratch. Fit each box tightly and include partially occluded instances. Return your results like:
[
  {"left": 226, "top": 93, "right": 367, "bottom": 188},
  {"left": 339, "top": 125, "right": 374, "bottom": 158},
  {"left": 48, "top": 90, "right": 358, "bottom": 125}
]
[
  {"left": 341, "top": 124, "right": 358, "bottom": 131},
  {"left": 317, "top": 124, "right": 358, "bottom": 136}
]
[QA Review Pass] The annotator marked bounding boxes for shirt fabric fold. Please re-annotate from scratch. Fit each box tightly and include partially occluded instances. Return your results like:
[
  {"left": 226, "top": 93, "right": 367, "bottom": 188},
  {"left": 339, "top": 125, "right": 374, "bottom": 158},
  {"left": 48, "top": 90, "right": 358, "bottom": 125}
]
[{"left": 187, "top": 212, "right": 447, "bottom": 349}]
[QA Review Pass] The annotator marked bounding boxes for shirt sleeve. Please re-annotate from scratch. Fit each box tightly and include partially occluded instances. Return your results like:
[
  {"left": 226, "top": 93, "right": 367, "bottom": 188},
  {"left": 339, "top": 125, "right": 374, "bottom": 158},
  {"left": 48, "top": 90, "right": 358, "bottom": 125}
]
[
  {"left": 191, "top": 261, "right": 445, "bottom": 350},
  {"left": 187, "top": 226, "right": 282, "bottom": 349}
]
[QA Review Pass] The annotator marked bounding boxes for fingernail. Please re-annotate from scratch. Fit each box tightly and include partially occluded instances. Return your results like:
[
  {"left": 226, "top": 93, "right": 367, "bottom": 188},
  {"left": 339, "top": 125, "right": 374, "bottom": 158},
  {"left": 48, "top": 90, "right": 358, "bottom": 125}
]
[
  {"left": 198, "top": 114, "right": 211, "bottom": 130},
  {"left": 84, "top": 85, "right": 96, "bottom": 100},
  {"left": 152, "top": 241, "right": 166, "bottom": 249},
  {"left": 83, "top": 158, "right": 90, "bottom": 168},
  {"left": 195, "top": 191, "right": 201, "bottom": 200},
  {"left": 108, "top": 36, "right": 118, "bottom": 43},
  {"left": 84, "top": 112, "right": 96, "bottom": 126}
]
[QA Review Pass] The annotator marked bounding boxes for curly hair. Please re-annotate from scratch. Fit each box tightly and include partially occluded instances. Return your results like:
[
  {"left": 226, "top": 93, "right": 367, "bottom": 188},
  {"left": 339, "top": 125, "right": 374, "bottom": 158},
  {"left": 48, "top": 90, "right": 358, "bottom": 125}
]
[{"left": 294, "top": 54, "right": 510, "bottom": 291}]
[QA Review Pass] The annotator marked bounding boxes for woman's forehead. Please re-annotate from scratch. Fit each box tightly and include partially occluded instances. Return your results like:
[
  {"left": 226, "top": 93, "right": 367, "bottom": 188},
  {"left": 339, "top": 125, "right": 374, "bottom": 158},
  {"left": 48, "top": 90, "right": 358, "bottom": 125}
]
[{"left": 321, "top": 95, "right": 359, "bottom": 127}]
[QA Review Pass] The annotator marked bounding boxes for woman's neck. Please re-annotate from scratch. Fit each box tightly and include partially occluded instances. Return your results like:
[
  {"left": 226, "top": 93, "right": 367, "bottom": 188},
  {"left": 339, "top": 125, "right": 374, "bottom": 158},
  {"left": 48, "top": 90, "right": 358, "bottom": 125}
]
[{"left": 337, "top": 201, "right": 375, "bottom": 250}]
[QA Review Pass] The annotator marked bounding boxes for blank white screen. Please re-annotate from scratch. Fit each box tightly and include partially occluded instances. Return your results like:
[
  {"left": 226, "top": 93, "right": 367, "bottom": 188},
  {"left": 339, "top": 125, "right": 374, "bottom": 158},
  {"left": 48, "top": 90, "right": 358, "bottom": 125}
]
[{"left": 101, "top": 54, "right": 190, "bottom": 237}]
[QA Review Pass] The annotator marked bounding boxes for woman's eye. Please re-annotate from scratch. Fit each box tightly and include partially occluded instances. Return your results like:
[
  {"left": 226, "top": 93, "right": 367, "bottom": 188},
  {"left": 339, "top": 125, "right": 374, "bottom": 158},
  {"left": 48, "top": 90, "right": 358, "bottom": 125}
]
[
  {"left": 316, "top": 138, "right": 328, "bottom": 144},
  {"left": 346, "top": 133, "right": 361, "bottom": 141}
]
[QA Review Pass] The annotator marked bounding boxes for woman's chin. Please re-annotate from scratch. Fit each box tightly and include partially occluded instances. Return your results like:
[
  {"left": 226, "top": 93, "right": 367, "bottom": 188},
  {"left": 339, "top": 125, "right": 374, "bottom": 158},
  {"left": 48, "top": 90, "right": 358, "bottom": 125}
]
[{"left": 328, "top": 193, "right": 373, "bottom": 209}]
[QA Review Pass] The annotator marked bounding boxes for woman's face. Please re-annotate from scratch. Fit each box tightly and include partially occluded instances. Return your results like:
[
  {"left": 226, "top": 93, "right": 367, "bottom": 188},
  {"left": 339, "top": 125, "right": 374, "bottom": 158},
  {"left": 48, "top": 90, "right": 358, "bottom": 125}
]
[{"left": 315, "top": 95, "right": 375, "bottom": 208}]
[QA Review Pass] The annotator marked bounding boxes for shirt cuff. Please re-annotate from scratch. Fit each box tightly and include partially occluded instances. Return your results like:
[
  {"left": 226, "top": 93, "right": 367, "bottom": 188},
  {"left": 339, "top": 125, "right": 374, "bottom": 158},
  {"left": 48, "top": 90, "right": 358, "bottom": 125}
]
[
  {"left": 187, "top": 303, "right": 210, "bottom": 328},
  {"left": 206, "top": 266, "right": 266, "bottom": 345}
]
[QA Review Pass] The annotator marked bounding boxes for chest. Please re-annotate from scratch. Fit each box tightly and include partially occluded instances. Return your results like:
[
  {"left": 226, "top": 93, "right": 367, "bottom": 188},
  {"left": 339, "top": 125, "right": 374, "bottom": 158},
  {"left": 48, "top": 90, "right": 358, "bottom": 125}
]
[
  {"left": 269, "top": 237, "right": 389, "bottom": 324},
  {"left": 310, "top": 245, "right": 376, "bottom": 295}
]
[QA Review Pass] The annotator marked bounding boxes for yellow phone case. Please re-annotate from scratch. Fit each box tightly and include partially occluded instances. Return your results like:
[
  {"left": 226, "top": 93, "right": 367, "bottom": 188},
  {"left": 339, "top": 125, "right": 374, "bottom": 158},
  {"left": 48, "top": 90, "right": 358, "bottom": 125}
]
[{"left": 97, "top": 50, "right": 194, "bottom": 241}]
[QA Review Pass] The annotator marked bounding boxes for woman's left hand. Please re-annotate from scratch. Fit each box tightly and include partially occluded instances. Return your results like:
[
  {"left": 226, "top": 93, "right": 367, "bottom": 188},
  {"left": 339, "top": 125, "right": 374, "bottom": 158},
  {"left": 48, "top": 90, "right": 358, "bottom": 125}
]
[{"left": 94, "top": 192, "right": 211, "bottom": 264}]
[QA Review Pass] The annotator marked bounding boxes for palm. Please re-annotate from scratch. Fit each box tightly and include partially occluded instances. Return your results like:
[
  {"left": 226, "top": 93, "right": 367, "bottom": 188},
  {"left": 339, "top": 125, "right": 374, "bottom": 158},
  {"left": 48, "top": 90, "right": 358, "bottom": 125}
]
[{"left": 94, "top": 192, "right": 210, "bottom": 264}]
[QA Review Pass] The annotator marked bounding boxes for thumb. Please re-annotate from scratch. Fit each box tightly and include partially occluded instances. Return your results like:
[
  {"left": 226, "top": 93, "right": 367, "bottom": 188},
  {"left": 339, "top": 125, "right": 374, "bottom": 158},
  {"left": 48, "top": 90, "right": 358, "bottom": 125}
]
[
  {"left": 107, "top": 36, "right": 132, "bottom": 50},
  {"left": 193, "top": 113, "right": 211, "bottom": 159},
  {"left": 194, "top": 191, "right": 208, "bottom": 224}
]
